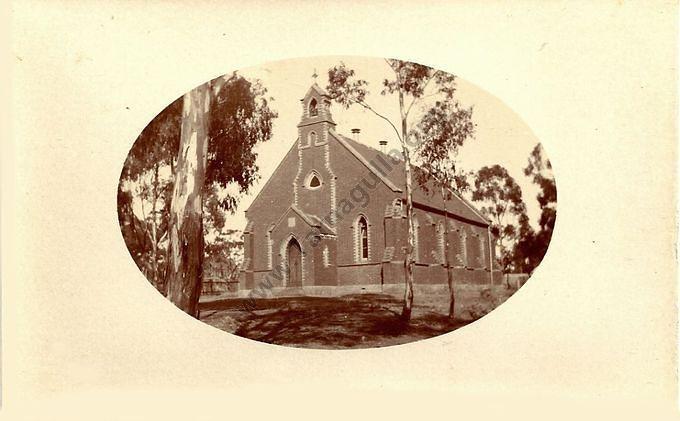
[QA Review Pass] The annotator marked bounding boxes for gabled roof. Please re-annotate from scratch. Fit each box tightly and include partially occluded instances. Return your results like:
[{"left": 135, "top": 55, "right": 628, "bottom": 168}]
[
  {"left": 332, "top": 131, "right": 490, "bottom": 226},
  {"left": 272, "top": 204, "right": 336, "bottom": 236},
  {"left": 329, "top": 130, "right": 401, "bottom": 192},
  {"left": 291, "top": 205, "right": 336, "bottom": 235},
  {"left": 301, "top": 83, "right": 330, "bottom": 100}
]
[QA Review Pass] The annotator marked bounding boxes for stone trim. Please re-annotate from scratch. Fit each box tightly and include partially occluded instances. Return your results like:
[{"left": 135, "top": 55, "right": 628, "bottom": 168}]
[
  {"left": 266, "top": 224, "right": 275, "bottom": 270},
  {"left": 436, "top": 221, "right": 445, "bottom": 264},
  {"left": 324, "top": 142, "right": 337, "bottom": 225},
  {"left": 293, "top": 142, "right": 303, "bottom": 206},
  {"left": 304, "top": 169, "right": 322, "bottom": 190},
  {"left": 458, "top": 228, "right": 468, "bottom": 267},
  {"left": 413, "top": 216, "right": 420, "bottom": 263},
  {"left": 322, "top": 246, "right": 330, "bottom": 267}
]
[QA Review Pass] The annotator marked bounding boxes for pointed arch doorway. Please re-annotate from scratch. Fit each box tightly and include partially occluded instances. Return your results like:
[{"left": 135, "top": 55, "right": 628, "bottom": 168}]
[{"left": 286, "top": 237, "right": 302, "bottom": 287}]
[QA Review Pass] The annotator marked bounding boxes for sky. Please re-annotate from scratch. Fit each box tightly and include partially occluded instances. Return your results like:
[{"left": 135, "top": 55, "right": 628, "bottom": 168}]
[{"left": 219, "top": 56, "right": 549, "bottom": 232}]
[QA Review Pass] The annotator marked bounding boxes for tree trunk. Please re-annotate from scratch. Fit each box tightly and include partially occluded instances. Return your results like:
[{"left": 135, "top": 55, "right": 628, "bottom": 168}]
[
  {"left": 150, "top": 163, "right": 159, "bottom": 287},
  {"left": 165, "top": 83, "right": 210, "bottom": 318},
  {"left": 442, "top": 185, "right": 454, "bottom": 319},
  {"left": 399, "top": 89, "right": 415, "bottom": 322}
]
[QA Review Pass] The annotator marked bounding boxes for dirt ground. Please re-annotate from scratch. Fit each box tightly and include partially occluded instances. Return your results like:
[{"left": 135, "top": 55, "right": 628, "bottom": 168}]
[{"left": 199, "top": 286, "right": 515, "bottom": 349}]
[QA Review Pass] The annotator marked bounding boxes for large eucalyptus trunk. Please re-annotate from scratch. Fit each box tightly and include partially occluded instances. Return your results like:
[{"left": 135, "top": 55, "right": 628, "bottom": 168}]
[
  {"left": 165, "top": 84, "right": 210, "bottom": 318},
  {"left": 399, "top": 90, "right": 415, "bottom": 322}
]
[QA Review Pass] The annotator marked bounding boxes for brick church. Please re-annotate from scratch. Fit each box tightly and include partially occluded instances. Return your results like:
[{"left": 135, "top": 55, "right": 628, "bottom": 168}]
[{"left": 240, "top": 83, "right": 502, "bottom": 295}]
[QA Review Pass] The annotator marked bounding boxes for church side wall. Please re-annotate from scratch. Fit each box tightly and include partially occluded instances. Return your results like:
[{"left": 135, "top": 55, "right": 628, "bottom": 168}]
[
  {"left": 384, "top": 208, "right": 495, "bottom": 286},
  {"left": 327, "top": 138, "right": 397, "bottom": 286}
]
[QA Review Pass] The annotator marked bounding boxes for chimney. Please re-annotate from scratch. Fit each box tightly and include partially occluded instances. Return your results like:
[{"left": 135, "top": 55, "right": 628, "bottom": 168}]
[
  {"left": 351, "top": 128, "right": 361, "bottom": 141},
  {"left": 379, "top": 140, "right": 387, "bottom": 154}
]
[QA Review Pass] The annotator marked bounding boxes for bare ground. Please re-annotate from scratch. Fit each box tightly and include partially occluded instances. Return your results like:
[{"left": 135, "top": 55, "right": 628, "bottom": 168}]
[{"left": 199, "top": 287, "right": 514, "bottom": 349}]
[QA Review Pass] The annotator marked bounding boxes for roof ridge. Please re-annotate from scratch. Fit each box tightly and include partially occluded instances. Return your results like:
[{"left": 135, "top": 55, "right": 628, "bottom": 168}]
[
  {"left": 290, "top": 204, "right": 317, "bottom": 226},
  {"left": 329, "top": 129, "right": 402, "bottom": 192},
  {"left": 332, "top": 130, "right": 489, "bottom": 226},
  {"left": 302, "top": 83, "right": 330, "bottom": 100},
  {"left": 334, "top": 132, "right": 402, "bottom": 162},
  {"left": 415, "top": 166, "right": 492, "bottom": 225}
]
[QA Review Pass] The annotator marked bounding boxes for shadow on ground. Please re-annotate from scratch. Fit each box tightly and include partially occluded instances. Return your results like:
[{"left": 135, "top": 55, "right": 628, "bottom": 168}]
[{"left": 199, "top": 293, "right": 475, "bottom": 349}]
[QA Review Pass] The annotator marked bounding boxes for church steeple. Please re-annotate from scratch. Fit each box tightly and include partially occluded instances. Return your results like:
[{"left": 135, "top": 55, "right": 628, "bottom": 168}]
[
  {"left": 293, "top": 82, "right": 338, "bottom": 222},
  {"left": 298, "top": 82, "right": 335, "bottom": 130}
]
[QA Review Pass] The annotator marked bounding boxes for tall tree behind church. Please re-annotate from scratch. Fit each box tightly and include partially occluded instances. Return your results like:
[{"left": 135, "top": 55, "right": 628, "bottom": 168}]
[
  {"left": 514, "top": 143, "right": 556, "bottom": 273},
  {"left": 471, "top": 165, "right": 528, "bottom": 272},
  {"left": 165, "top": 74, "right": 276, "bottom": 317},
  {"left": 118, "top": 98, "right": 181, "bottom": 290},
  {"left": 327, "top": 60, "right": 461, "bottom": 321},
  {"left": 411, "top": 99, "right": 476, "bottom": 319}
]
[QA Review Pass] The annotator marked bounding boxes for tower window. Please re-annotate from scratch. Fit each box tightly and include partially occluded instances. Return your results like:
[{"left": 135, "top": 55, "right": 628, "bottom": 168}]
[
  {"left": 305, "top": 171, "right": 322, "bottom": 189},
  {"left": 309, "top": 98, "right": 318, "bottom": 117},
  {"left": 309, "top": 131, "right": 318, "bottom": 145}
]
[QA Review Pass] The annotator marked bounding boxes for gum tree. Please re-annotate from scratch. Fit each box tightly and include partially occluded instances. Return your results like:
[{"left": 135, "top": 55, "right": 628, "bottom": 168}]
[
  {"left": 471, "top": 165, "right": 528, "bottom": 273},
  {"left": 165, "top": 74, "right": 276, "bottom": 317},
  {"left": 412, "top": 99, "right": 476, "bottom": 319},
  {"left": 514, "top": 143, "right": 556, "bottom": 273},
  {"left": 118, "top": 98, "right": 181, "bottom": 289},
  {"left": 327, "top": 60, "right": 459, "bottom": 321}
]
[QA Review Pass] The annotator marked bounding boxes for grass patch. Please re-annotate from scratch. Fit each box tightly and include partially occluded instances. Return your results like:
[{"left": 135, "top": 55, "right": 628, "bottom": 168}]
[{"left": 199, "top": 285, "right": 516, "bottom": 349}]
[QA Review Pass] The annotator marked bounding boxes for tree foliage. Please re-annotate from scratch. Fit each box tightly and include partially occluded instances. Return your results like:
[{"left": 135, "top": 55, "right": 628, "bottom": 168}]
[
  {"left": 121, "top": 97, "right": 182, "bottom": 180},
  {"left": 471, "top": 165, "right": 528, "bottom": 271},
  {"left": 512, "top": 143, "right": 556, "bottom": 273},
  {"left": 327, "top": 59, "right": 466, "bottom": 321},
  {"left": 409, "top": 85, "right": 476, "bottom": 319},
  {"left": 164, "top": 74, "right": 277, "bottom": 316},
  {"left": 524, "top": 143, "right": 556, "bottom": 227},
  {"left": 118, "top": 97, "right": 182, "bottom": 288},
  {"left": 412, "top": 99, "right": 476, "bottom": 195},
  {"left": 206, "top": 74, "right": 277, "bottom": 211},
  {"left": 118, "top": 73, "right": 276, "bottom": 311}
]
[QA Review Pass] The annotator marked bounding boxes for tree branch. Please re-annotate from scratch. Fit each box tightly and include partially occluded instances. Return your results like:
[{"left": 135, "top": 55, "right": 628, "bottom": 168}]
[
  {"left": 350, "top": 98, "right": 403, "bottom": 143},
  {"left": 404, "top": 71, "right": 439, "bottom": 120}
]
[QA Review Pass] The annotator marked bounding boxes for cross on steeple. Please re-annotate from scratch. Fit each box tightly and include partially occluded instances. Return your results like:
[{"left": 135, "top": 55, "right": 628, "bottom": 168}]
[{"left": 312, "top": 68, "right": 318, "bottom": 83}]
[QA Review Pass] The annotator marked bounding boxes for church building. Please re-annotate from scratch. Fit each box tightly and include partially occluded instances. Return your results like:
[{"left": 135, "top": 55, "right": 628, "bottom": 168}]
[{"left": 240, "top": 83, "right": 502, "bottom": 296}]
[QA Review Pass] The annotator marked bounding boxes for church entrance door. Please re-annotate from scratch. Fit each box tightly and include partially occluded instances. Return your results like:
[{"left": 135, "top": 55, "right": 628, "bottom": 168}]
[{"left": 287, "top": 238, "right": 302, "bottom": 287}]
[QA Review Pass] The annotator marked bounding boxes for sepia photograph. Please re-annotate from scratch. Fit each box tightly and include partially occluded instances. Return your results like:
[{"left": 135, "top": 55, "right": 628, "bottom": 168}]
[
  {"left": 7, "top": 0, "right": 679, "bottom": 418},
  {"left": 117, "top": 56, "right": 556, "bottom": 349}
]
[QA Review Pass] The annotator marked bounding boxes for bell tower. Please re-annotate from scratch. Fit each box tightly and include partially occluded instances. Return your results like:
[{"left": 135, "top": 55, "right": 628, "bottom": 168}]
[
  {"left": 297, "top": 80, "right": 336, "bottom": 148},
  {"left": 293, "top": 78, "right": 337, "bottom": 224}
]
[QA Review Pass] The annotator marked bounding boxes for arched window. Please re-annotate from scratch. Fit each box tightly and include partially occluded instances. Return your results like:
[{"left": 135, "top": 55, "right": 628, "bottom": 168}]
[
  {"left": 305, "top": 171, "right": 322, "bottom": 189},
  {"left": 309, "top": 98, "right": 318, "bottom": 117},
  {"left": 266, "top": 223, "right": 275, "bottom": 269},
  {"left": 357, "top": 216, "right": 369, "bottom": 261},
  {"left": 309, "top": 131, "right": 318, "bottom": 146}
]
